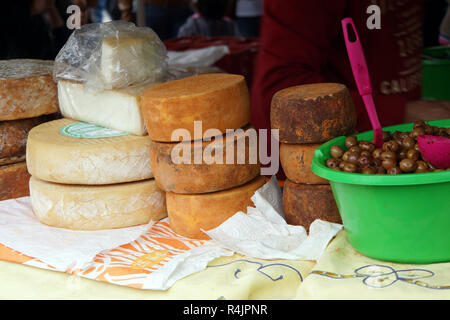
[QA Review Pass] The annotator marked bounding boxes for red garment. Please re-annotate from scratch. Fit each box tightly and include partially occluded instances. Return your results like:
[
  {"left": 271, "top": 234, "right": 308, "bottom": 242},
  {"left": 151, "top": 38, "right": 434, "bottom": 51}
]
[{"left": 250, "top": 0, "right": 423, "bottom": 136}]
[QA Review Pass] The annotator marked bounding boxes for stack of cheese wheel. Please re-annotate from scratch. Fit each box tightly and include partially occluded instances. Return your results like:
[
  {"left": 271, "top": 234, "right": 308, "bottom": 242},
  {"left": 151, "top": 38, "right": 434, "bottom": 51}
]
[
  {"left": 141, "top": 73, "right": 264, "bottom": 240},
  {"left": 271, "top": 83, "right": 358, "bottom": 231},
  {"left": 0, "top": 59, "right": 60, "bottom": 201},
  {"left": 26, "top": 36, "right": 168, "bottom": 231}
]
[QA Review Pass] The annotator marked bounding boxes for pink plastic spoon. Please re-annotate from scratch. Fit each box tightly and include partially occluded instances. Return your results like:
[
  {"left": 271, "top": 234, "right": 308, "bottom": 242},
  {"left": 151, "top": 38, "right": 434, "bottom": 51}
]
[
  {"left": 417, "top": 135, "right": 450, "bottom": 169},
  {"left": 341, "top": 18, "right": 384, "bottom": 148}
]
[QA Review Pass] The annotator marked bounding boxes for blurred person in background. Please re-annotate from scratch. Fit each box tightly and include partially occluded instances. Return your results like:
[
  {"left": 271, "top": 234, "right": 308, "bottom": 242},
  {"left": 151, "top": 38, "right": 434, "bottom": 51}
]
[
  {"left": 118, "top": 0, "right": 192, "bottom": 40},
  {"left": 250, "top": 0, "right": 450, "bottom": 140},
  {"left": 92, "top": 0, "right": 121, "bottom": 22},
  {"left": 0, "top": 0, "right": 97, "bottom": 60},
  {"left": 177, "top": 0, "right": 240, "bottom": 37},
  {"left": 234, "top": 0, "right": 262, "bottom": 38}
]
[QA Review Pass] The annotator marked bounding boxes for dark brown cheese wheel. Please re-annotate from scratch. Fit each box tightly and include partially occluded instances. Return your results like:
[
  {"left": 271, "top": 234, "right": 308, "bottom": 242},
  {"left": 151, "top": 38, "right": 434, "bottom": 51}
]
[
  {"left": 0, "top": 114, "right": 57, "bottom": 166},
  {"left": 166, "top": 175, "right": 267, "bottom": 240},
  {"left": 0, "top": 162, "right": 31, "bottom": 201},
  {"left": 150, "top": 126, "right": 260, "bottom": 193},
  {"left": 270, "top": 83, "right": 357, "bottom": 143},
  {"left": 282, "top": 180, "right": 341, "bottom": 231},
  {"left": 141, "top": 73, "right": 250, "bottom": 142},
  {"left": 0, "top": 60, "right": 59, "bottom": 121},
  {"left": 280, "top": 143, "right": 329, "bottom": 185}
]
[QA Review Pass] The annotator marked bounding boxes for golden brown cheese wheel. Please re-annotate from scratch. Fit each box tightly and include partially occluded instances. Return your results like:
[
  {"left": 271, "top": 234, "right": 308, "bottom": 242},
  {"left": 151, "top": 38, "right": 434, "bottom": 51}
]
[
  {"left": 150, "top": 126, "right": 260, "bottom": 193},
  {"left": 29, "top": 177, "right": 167, "bottom": 230},
  {"left": 0, "top": 162, "right": 31, "bottom": 201},
  {"left": 141, "top": 73, "right": 250, "bottom": 142},
  {"left": 0, "top": 60, "right": 59, "bottom": 121},
  {"left": 166, "top": 175, "right": 267, "bottom": 240},
  {"left": 270, "top": 83, "right": 357, "bottom": 144},
  {"left": 280, "top": 143, "right": 328, "bottom": 185},
  {"left": 0, "top": 114, "right": 57, "bottom": 166},
  {"left": 282, "top": 180, "right": 341, "bottom": 232}
]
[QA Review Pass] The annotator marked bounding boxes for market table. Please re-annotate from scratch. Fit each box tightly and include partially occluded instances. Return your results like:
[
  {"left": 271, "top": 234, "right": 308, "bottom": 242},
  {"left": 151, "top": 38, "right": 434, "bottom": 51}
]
[{"left": 1, "top": 230, "right": 449, "bottom": 300}]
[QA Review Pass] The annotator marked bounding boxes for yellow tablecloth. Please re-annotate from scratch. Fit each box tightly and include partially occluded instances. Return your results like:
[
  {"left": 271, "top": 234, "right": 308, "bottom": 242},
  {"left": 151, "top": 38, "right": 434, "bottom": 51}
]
[
  {"left": 1, "top": 230, "right": 449, "bottom": 300},
  {"left": 0, "top": 253, "right": 314, "bottom": 300},
  {"left": 295, "top": 231, "right": 450, "bottom": 300}
]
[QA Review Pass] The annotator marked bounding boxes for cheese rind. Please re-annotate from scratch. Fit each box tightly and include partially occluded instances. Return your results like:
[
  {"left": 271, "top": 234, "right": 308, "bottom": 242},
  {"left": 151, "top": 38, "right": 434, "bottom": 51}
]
[
  {"left": 58, "top": 80, "right": 157, "bottom": 135},
  {"left": 270, "top": 83, "right": 357, "bottom": 143},
  {"left": 29, "top": 177, "right": 167, "bottom": 230},
  {"left": 0, "top": 162, "right": 31, "bottom": 201},
  {"left": 141, "top": 73, "right": 250, "bottom": 142},
  {"left": 0, "top": 114, "right": 57, "bottom": 166},
  {"left": 282, "top": 180, "right": 341, "bottom": 231},
  {"left": 166, "top": 175, "right": 266, "bottom": 239},
  {"left": 280, "top": 143, "right": 329, "bottom": 185},
  {"left": 0, "top": 60, "right": 58, "bottom": 121},
  {"left": 26, "top": 119, "right": 153, "bottom": 185},
  {"left": 150, "top": 126, "right": 260, "bottom": 193}
]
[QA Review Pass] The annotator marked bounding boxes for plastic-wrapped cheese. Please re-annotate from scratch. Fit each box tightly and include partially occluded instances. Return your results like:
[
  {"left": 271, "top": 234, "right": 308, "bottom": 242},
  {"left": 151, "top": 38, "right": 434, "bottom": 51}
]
[
  {"left": 150, "top": 126, "right": 260, "bottom": 193},
  {"left": 141, "top": 73, "right": 250, "bottom": 142},
  {"left": 0, "top": 162, "right": 31, "bottom": 201},
  {"left": 0, "top": 59, "right": 58, "bottom": 121},
  {"left": 271, "top": 83, "right": 357, "bottom": 143},
  {"left": 58, "top": 80, "right": 158, "bottom": 135},
  {"left": 29, "top": 177, "right": 167, "bottom": 230},
  {"left": 26, "top": 119, "right": 153, "bottom": 185},
  {"left": 166, "top": 175, "right": 266, "bottom": 239},
  {"left": 280, "top": 143, "right": 328, "bottom": 185},
  {"left": 53, "top": 21, "right": 167, "bottom": 91},
  {"left": 282, "top": 180, "right": 341, "bottom": 232},
  {"left": 100, "top": 35, "right": 166, "bottom": 88}
]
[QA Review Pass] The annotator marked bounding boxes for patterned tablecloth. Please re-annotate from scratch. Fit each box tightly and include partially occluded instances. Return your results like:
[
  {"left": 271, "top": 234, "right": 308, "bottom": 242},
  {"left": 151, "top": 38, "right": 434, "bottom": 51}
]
[{"left": 1, "top": 228, "right": 449, "bottom": 300}]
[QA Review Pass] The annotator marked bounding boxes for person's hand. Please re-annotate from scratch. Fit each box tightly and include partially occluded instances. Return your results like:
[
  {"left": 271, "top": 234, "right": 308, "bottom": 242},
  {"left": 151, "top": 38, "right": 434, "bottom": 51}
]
[{"left": 404, "top": 99, "right": 450, "bottom": 122}]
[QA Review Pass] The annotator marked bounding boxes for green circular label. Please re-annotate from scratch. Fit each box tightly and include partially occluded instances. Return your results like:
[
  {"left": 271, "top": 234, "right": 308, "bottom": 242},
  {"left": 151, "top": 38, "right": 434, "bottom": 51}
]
[{"left": 59, "top": 122, "right": 129, "bottom": 139}]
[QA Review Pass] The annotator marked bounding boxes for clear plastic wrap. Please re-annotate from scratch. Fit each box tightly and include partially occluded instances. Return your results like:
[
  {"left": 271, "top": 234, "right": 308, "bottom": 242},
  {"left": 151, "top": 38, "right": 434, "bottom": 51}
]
[{"left": 53, "top": 21, "right": 168, "bottom": 91}]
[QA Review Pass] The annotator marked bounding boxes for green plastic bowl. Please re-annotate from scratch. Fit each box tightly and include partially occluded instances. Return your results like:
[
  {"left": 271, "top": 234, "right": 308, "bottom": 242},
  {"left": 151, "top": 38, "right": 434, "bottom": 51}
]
[{"left": 312, "top": 119, "right": 450, "bottom": 264}]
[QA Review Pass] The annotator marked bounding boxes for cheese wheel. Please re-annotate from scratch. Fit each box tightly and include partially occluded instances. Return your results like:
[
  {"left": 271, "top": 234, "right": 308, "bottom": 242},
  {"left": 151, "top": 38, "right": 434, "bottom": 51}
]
[
  {"left": 26, "top": 119, "right": 153, "bottom": 185},
  {"left": 0, "top": 114, "right": 57, "bottom": 166},
  {"left": 141, "top": 73, "right": 250, "bottom": 142},
  {"left": 270, "top": 83, "right": 357, "bottom": 143},
  {"left": 282, "top": 180, "right": 341, "bottom": 231},
  {"left": 166, "top": 175, "right": 267, "bottom": 240},
  {"left": 58, "top": 80, "right": 159, "bottom": 135},
  {"left": 280, "top": 143, "right": 328, "bottom": 185},
  {"left": 0, "top": 162, "right": 31, "bottom": 201},
  {"left": 0, "top": 60, "right": 58, "bottom": 121},
  {"left": 150, "top": 126, "right": 260, "bottom": 193},
  {"left": 29, "top": 177, "right": 167, "bottom": 230}
]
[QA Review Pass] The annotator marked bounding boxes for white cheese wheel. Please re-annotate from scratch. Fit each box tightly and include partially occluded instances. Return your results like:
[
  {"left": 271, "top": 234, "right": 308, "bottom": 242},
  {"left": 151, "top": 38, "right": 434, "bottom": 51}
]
[
  {"left": 29, "top": 176, "right": 167, "bottom": 230},
  {"left": 26, "top": 118, "right": 153, "bottom": 185},
  {"left": 58, "top": 80, "right": 159, "bottom": 135}
]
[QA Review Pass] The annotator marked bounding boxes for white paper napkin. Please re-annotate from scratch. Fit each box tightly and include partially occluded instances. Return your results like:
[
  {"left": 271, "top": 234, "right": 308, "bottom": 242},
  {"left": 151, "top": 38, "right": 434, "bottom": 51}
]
[
  {"left": 167, "top": 45, "right": 230, "bottom": 68},
  {"left": 0, "top": 197, "right": 152, "bottom": 271},
  {"left": 204, "top": 176, "right": 343, "bottom": 261}
]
